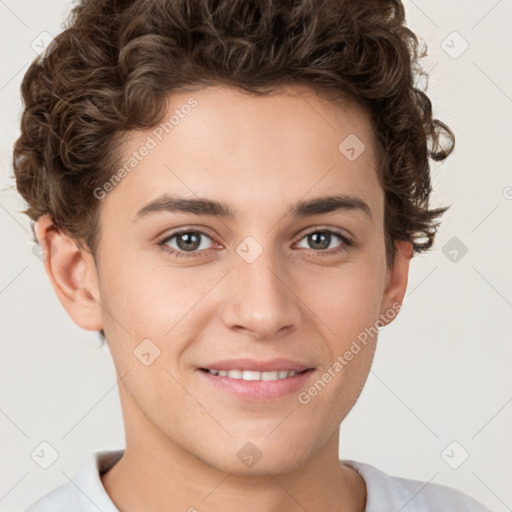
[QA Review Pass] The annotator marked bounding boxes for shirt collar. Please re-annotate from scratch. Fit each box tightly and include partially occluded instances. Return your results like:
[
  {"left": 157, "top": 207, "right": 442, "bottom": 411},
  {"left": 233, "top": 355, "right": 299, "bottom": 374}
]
[{"left": 75, "top": 449, "right": 124, "bottom": 512}]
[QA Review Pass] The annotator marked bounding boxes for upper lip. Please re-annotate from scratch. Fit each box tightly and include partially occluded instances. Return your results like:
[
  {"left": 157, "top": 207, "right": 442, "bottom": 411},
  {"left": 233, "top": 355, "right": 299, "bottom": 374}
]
[{"left": 200, "top": 358, "right": 314, "bottom": 373}]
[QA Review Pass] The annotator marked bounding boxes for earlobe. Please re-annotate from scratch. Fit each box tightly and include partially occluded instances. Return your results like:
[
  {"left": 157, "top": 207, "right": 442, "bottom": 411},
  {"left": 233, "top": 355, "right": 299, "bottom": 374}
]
[
  {"left": 34, "top": 214, "right": 104, "bottom": 332},
  {"left": 379, "top": 240, "right": 413, "bottom": 326}
]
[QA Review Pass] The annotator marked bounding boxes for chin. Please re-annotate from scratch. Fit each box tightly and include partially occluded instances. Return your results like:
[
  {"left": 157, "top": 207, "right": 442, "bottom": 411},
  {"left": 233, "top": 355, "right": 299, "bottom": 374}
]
[{"left": 198, "top": 437, "right": 312, "bottom": 476}]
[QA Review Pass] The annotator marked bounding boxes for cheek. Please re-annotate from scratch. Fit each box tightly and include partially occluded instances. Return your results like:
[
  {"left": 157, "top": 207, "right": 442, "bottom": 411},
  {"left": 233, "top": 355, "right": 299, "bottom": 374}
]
[
  {"left": 99, "top": 249, "right": 200, "bottom": 331},
  {"left": 297, "top": 259, "right": 385, "bottom": 344},
  {"left": 98, "top": 254, "right": 218, "bottom": 379}
]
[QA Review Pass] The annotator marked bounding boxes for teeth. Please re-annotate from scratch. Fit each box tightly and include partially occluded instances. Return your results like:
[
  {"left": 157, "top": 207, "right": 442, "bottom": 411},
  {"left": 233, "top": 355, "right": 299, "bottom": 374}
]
[
  {"left": 225, "top": 369, "right": 242, "bottom": 379},
  {"left": 243, "top": 370, "right": 262, "bottom": 381},
  {"left": 206, "top": 369, "right": 300, "bottom": 380}
]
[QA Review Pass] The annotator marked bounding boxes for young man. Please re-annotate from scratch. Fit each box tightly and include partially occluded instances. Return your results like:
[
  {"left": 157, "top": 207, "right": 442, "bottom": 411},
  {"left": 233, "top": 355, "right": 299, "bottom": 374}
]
[{"left": 13, "top": 0, "right": 492, "bottom": 511}]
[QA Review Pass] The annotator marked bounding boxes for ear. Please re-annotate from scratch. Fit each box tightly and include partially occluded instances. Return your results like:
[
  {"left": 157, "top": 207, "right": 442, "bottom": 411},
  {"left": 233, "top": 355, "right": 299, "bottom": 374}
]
[
  {"left": 34, "top": 214, "right": 104, "bottom": 331},
  {"left": 378, "top": 240, "right": 413, "bottom": 327}
]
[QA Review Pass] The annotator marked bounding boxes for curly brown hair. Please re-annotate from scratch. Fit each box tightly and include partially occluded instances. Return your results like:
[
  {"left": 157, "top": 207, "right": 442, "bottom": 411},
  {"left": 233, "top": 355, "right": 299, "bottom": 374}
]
[{"left": 12, "top": 0, "right": 454, "bottom": 270}]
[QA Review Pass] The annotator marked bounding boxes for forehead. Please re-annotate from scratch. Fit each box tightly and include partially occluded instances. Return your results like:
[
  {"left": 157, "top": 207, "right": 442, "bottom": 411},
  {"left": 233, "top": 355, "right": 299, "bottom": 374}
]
[{"left": 100, "top": 84, "right": 383, "bottom": 225}]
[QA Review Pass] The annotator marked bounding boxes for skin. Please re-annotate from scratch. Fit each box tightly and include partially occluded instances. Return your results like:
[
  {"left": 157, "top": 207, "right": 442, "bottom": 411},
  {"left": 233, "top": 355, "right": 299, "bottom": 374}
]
[{"left": 35, "top": 84, "right": 412, "bottom": 512}]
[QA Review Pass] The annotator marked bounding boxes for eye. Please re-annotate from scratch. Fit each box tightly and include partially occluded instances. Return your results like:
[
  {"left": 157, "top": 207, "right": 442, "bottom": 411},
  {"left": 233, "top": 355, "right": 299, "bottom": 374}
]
[
  {"left": 294, "top": 229, "right": 352, "bottom": 255},
  {"left": 158, "top": 227, "right": 352, "bottom": 260},
  {"left": 159, "top": 229, "right": 216, "bottom": 258}
]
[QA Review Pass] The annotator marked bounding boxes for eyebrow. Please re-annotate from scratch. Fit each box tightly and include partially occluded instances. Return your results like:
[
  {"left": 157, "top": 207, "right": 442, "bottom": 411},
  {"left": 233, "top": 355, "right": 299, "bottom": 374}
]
[{"left": 133, "top": 193, "right": 373, "bottom": 222}]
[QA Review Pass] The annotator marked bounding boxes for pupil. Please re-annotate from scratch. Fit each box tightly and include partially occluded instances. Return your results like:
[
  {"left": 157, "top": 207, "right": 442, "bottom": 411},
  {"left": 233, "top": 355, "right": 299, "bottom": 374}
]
[
  {"left": 178, "top": 232, "right": 200, "bottom": 251},
  {"left": 310, "top": 232, "right": 329, "bottom": 250}
]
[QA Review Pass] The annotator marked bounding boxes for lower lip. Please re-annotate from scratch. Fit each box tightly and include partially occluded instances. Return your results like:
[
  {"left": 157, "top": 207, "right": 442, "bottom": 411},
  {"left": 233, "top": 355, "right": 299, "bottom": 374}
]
[{"left": 197, "top": 369, "right": 315, "bottom": 401}]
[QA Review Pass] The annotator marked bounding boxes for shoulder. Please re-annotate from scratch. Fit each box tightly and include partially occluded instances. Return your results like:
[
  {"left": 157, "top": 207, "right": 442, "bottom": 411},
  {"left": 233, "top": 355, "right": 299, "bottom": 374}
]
[
  {"left": 23, "top": 481, "right": 81, "bottom": 512},
  {"left": 342, "top": 459, "right": 493, "bottom": 512},
  {"left": 23, "top": 450, "right": 123, "bottom": 512}
]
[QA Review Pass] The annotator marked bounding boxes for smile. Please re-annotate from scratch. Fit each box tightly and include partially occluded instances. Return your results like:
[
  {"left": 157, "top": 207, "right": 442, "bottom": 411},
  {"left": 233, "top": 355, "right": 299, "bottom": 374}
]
[
  {"left": 197, "top": 367, "right": 315, "bottom": 401},
  {"left": 201, "top": 369, "right": 305, "bottom": 380}
]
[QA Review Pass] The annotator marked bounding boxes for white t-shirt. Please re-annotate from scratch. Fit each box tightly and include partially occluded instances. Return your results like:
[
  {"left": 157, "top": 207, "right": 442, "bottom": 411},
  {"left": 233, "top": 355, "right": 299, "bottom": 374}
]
[{"left": 23, "top": 449, "right": 492, "bottom": 512}]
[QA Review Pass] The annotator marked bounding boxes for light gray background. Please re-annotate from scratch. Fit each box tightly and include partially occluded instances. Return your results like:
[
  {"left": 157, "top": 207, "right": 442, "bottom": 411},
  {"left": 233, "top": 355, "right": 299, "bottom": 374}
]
[{"left": 1, "top": 1, "right": 511, "bottom": 511}]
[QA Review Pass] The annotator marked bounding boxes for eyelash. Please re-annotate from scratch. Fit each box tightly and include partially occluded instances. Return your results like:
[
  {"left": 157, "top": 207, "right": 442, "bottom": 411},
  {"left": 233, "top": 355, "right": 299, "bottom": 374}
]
[{"left": 157, "top": 227, "right": 353, "bottom": 259}]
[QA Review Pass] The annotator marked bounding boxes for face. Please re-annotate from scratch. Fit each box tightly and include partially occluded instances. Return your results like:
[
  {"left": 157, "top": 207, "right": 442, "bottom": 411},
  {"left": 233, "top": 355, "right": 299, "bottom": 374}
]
[{"left": 39, "top": 84, "right": 411, "bottom": 474}]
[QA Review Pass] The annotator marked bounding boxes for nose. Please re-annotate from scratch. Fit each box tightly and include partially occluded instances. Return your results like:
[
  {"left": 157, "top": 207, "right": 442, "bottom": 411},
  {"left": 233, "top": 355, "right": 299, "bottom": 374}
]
[{"left": 220, "top": 245, "right": 302, "bottom": 340}]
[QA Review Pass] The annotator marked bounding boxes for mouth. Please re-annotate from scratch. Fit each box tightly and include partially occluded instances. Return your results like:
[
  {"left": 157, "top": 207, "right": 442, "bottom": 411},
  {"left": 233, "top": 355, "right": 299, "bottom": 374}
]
[
  {"left": 199, "top": 368, "right": 312, "bottom": 381},
  {"left": 197, "top": 366, "right": 316, "bottom": 401}
]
